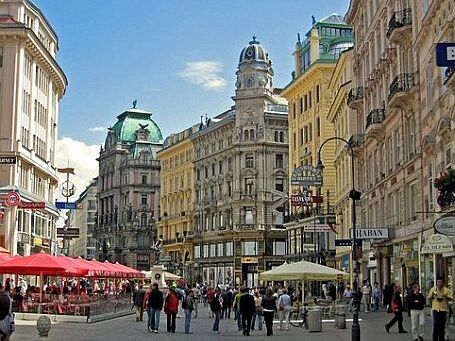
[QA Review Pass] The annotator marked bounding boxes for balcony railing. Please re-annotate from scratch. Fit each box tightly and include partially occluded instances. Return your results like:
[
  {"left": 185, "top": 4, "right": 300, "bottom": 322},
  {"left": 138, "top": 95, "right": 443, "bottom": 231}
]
[
  {"left": 347, "top": 87, "right": 364, "bottom": 106},
  {"left": 386, "top": 8, "right": 412, "bottom": 38},
  {"left": 348, "top": 134, "right": 365, "bottom": 149},
  {"left": 366, "top": 109, "right": 385, "bottom": 129},
  {"left": 388, "top": 73, "right": 415, "bottom": 100}
]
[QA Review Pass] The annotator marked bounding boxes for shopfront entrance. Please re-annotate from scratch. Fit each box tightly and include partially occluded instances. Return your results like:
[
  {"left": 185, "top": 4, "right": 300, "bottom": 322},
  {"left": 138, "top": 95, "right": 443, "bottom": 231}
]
[{"left": 241, "top": 257, "right": 258, "bottom": 287}]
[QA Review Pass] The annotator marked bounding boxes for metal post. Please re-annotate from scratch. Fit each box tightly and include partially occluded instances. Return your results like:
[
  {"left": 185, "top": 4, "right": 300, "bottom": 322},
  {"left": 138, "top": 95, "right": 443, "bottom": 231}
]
[{"left": 317, "top": 136, "right": 361, "bottom": 341}]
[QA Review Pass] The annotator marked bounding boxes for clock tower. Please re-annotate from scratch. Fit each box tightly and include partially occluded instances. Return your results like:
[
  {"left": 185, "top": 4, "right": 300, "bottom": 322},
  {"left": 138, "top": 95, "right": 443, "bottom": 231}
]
[{"left": 233, "top": 37, "right": 278, "bottom": 139}]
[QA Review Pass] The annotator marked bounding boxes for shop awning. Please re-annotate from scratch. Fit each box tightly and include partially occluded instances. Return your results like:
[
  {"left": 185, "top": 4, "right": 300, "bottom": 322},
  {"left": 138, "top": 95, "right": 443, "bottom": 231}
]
[{"left": 259, "top": 260, "right": 349, "bottom": 281}]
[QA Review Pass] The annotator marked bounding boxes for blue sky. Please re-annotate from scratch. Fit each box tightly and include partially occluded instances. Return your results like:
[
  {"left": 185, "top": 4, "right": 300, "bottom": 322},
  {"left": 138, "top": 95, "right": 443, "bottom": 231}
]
[{"left": 34, "top": 0, "right": 350, "bottom": 146}]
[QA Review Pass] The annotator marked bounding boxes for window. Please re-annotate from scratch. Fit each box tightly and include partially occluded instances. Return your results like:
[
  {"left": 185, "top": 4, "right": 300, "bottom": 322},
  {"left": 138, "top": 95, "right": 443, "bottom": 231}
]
[
  {"left": 275, "top": 178, "right": 284, "bottom": 192},
  {"left": 245, "top": 154, "right": 254, "bottom": 168},
  {"left": 275, "top": 154, "right": 284, "bottom": 168},
  {"left": 273, "top": 240, "right": 286, "bottom": 255},
  {"left": 141, "top": 194, "right": 147, "bottom": 205},
  {"left": 245, "top": 178, "right": 254, "bottom": 194},
  {"left": 304, "top": 94, "right": 308, "bottom": 111},
  {"left": 293, "top": 132, "right": 297, "bottom": 149},
  {"left": 309, "top": 124, "right": 313, "bottom": 141},
  {"left": 409, "top": 183, "right": 419, "bottom": 221},
  {"left": 141, "top": 174, "right": 147, "bottom": 185},
  {"left": 309, "top": 91, "right": 312, "bottom": 109},
  {"left": 203, "top": 244, "right": 209, "bottom": 257},
  {"left": 217, "top": 243, "right": 224, "bottom": 257},
  {"left": 316, "top": 117, "right": 321, "bottom": 137},
  {"left": 194, "top": 245, "right": 201, "bottom": 259},
  {"left": 219, "top": 160, "right": 223, "bottom": 173},
  {"left": 196, "top": 169, "right": 200, "bottom": 181},
  {"left": 304, "top": 126, "right": 308, "bottom": 143},
  {"left": 244, "top": 207, "right": 254, "bottom": 224},
  {"left": 446, "top": 148, "right": 452, "bottom": 166},
  {"left": 274, "top": 131, "right": 279, "bottom": 142},
  {"left": 244, "top": 130, "right": 250, "bottom": 141},
  {"left": 225, "top": 242, "right": 233, "bottom": 256},
  {"left": 316, "top": 85, "right": 320, "bottom": 102},
  {"left": 140, "top": 213, "right": 147, "bottom": 227},
  {"left": 293, "top": 102, "right": 296, "bottom": 119},
  {"left": 228, "top": 181, "right": 232, "bottom": 197},
  {"left": 228, "top": 157, "right": 232, "bottom": 171},
  {"left": 210, "top": 244, "right": 216, "bottom": 257},
  {"left": 242, "top": 241, "right": 257, "bottom": 256},
  {"left": 279, "top": 132, "right": 284, "bottom": 142},
  {"left": 299, "top": 129, "right": 304, "bottom": 146},
  {"left": 428, "top": 162, "right": 434, "bottom": 211},
  {"left": 212, "top": 163, "right": 215, "bottom": 176},
  {"left": 88, "top": 200, "right": 96, "bottom": 211}
]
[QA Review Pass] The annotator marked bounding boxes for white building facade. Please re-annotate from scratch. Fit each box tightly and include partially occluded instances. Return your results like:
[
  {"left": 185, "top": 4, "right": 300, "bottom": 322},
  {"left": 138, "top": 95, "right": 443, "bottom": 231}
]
[{"left": 0, "top": 0, "right": 67, "bottom": 255}]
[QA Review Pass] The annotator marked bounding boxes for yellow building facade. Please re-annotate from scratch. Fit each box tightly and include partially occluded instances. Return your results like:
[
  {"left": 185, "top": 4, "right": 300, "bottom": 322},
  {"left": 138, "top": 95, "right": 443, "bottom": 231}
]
[
  {"left": 282, "top": 15, "right": 353, "bottom": 266},
  {"left": 157, "top": 126, "right": 198, "bottom": 279},
  {"left": 326, "top": 48, "right": 363, "bottom": 277}
]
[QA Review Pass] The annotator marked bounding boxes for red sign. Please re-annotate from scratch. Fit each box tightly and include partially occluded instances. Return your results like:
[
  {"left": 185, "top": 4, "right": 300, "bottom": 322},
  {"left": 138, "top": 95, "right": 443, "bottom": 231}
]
[
  {"left": 5, "top": 192, "right": 21, "bottom": 207},
  {"left": 291, "top": 195, "right": 323, "bottom": 206},
  {"left": 18, "top": 202, "right": 45, "bottom": 209}
]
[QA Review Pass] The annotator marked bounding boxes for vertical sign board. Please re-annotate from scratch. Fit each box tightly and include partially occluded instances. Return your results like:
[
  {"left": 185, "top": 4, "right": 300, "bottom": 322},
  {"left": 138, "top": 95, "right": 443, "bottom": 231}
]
[{"left": 436, "top": 43, "right": 455, "bottom": 67}]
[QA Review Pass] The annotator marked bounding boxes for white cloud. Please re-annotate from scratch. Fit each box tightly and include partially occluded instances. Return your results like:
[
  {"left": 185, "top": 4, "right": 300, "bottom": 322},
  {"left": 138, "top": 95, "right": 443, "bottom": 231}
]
[
  {"left": 178, "top": 61, "right": 226, "bottom": 90},
  {"left": 55, "top": 137, "right": 99, "bottom": 201},
  {"left": 88, "top": 126, "right": 106, "bottom": 132}
]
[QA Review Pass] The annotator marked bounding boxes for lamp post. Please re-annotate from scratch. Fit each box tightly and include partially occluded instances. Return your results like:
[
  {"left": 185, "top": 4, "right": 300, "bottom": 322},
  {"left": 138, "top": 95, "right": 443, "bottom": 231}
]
[{"left": 317, "top": 136, "right": 361, "bottom": 341}]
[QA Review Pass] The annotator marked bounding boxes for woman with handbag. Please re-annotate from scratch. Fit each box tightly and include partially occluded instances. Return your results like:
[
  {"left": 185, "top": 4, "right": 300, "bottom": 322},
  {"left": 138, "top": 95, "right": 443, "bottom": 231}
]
[
  {"left": 0, "top": 283, "right": 14, "bottom": 341},
  {"left": 385, "top": 284, "right": 408, "bottom": 334}
]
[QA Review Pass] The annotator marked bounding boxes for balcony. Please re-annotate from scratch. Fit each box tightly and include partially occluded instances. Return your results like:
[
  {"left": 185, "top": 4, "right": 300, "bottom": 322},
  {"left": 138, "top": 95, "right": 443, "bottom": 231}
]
[
  {"left": 388, "top": 73, "right": 416, "bottom": 107},
  {"left": 235, "top": 224, "right": 255, "bottom": 231},
  {"left": 347, "top": 87, "right": 364, "bottom": 110},
  {"left": 386, "top": 9, "right": 412, "bottom": 44},
  {"left": 348, "top": 134, "right": 365, "bottom": 155},
  {"left": 365, "top": 109, "right": 385, "bottom": 136}
]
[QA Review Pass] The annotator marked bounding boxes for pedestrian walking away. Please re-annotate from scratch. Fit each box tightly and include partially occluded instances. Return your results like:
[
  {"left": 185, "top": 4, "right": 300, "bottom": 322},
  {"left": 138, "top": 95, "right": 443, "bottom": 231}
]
[
  {"left": 164, "top": 285, "right": 179, "bottom": 333},
  {"left": 428, "top": 275, "right": 453, "bottom": 341},
  {"left": 239, "top": 287, "right": 255, "bottom": 336},
  {"left": 277, "top": 288, "right": 292, "bottom": 331},
  {"left": 211, "top": 288, "right": 222, "bottom": 333},
  {"left": 183, "top": 288, "right": 195, "bottom": 334},
  {"left": 385, "top": 284, "right": 407, "bottom": 334},
  {"left": 132, "top": 284, "right": 146, "bottom": 322},
  {"left": 261, "top": 288, "right": 277, "bottom": 336},
  {"left": 252, "top": 291, "right": 263, "bottom": 331},
  {"left": 408, "top": 283, "right": 425, "bottom": 341},
  {"left": 145, "top": 283, "right": 164, "bottom": 333}
]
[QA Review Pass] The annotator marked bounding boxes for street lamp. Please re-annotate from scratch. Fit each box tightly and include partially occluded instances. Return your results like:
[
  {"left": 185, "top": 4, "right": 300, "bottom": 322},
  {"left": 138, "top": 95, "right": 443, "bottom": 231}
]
[{"left": 317, "top": 136, "right": 361, "bottom": 341}]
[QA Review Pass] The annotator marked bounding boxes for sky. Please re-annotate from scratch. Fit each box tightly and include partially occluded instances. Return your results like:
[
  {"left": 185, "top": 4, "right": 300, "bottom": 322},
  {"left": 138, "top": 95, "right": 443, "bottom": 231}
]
[{"left": 33, "top": 0, "right": 350, "bottom": 196}]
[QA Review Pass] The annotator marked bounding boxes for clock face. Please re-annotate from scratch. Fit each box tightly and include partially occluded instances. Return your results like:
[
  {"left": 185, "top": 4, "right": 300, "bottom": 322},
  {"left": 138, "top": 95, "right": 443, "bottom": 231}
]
[{"left": 245, "top": 75, "right": 254, "bottom": 88}]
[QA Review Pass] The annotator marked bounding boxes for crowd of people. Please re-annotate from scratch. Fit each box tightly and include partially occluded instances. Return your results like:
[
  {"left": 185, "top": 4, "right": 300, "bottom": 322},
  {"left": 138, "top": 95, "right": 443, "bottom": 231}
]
[{"left": 135, "top": 282, "right": 299, "bottom": 336}]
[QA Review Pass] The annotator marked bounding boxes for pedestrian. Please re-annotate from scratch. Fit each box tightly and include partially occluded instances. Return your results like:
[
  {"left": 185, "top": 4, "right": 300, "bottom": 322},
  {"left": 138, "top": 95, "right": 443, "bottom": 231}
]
[
  {"left": 210, "top": 288, "right": 222, "bottom": 333},
  {"left": 192, "top": 284, "right": 200, "bottom": 318},
  {"left": 182, "top": 288, "right": 195, "bottom": 334},
  {"left": 0, "top": 283, "right": 13, "bottom": 341},
  {"left": 261, "top": 288, "right": 277, "bottom": 336},
  {"left": 362, "top": 280, "right": 372, "bottom": 313},
  {"left": 239, "top": 288, "right": 255, "bottom": 336},
  {"left": 164, "top": 285, "right": 179, "bottom": 333},
  {"left": 277, "top": 288, "right": 292, "bottom": 331},
  {"left": 385, "top": 284, "right": 408, "bottom": 334},
  {"left": 132, "top": 284, "right": 146, "bottom": 322},
  {"left": 222, "top": 287, "right": 233, "bottom": 319},
  {"left": 372, "top": 282, "right": 381, "bottom": 311},
  {"left": 207, "top": 287, "right": 215, "bottom": 318},
  {"left": 408, "top": 283, "right": 425, "bottom": 341},
  {"left": 252, "top": 291, "right": 263, "bottom": 331},
  {"left": 145, "top": 283, "right": 163, "bottom": 333},
  {"left": 343, "top": 285, "right": 353, "bottom": 312},
  {"left": 328, "top": 283, "right": 336, "bottom": 302},
  {"left": 428, "top": 275, "right": 453, "bottom": 341},
  {"left": 233, "top": 287, "right": 244, "bottom": 331}
]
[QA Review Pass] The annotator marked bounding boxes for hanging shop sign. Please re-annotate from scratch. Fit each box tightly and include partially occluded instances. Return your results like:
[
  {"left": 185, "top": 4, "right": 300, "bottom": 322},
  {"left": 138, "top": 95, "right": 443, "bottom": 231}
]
[
  {"left": 18, "top": 202, "right": 45, "bottom": 209},
  {"left": 351, "top": 228, "right": 389, "bottom": 240},
  {"left": 241, "top": 257, "right": 258, "bottom": 264},
  {"left": 291, "top": 195, "right": 323, "bottom": 205},
  {"left": 291, "top": 165, "right": 323, "bottom": 187},
  {"left": 5, "top": 192, "right": 21, "bottom": 207},
  {"left": 434, "top": 216, "right": 455, "bottom": 236},
  {"left": 302, "top": 224, "right": 337, "bottom": 233},
  {"left": 0, "top": 156, "right": 17, "bottom": 165},
  {"left": 421, "top": 233, "right": 454, "bottom": 254}
]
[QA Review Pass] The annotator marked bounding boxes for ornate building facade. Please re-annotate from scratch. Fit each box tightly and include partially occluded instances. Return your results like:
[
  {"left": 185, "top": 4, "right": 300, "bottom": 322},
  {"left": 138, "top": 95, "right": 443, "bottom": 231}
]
[
  {"left": 157, "top": 125, "right": 199, "bottom": 280},
  {"left": 95, "top": 106, "right": 162, "bottom": 270},
  {"left": 0, "top": 0, "right": 67, "bottom": 255},
  {"left": 190, "top": 38, "right": 289, "bottom": 287},
  {"left": 282, "top": 15, "right": 353, "bottom": 267}
]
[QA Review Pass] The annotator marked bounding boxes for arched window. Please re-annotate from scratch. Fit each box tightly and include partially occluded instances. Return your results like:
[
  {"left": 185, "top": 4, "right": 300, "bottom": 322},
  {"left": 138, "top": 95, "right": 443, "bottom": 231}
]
[
  {"left": 250, "top": 129, "right": 255, "bottom": 140},
  {"left": 244, "top": 130, "right": 249, "bottom": 141},
  {"left": 274, "top": 131, "right": 279, "bottom": 142},
  {"left": 279, "top": 132, "right": 285, "bottom": 142},
  {"left": 140, "top": 213, "right": 147, "bottom": 227}
]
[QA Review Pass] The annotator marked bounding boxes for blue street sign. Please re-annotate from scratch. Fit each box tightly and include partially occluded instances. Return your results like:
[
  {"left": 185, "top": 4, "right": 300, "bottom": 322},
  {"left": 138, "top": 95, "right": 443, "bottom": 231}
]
[
  {"left": 55, "top": 201, "right": 77, "bottom": 210},
  {"left": 436, "top": 43, "right": 455, "bottom": 67},
  {"left": 335, "top": 239, "right": 362, "bottom": 247}
]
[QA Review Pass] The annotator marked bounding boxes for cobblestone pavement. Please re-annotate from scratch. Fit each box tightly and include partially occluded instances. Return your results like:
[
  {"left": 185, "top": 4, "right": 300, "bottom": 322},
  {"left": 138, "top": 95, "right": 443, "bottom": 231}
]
[{"left": 12, "top": 307, "right": 455, "bottom": 341}]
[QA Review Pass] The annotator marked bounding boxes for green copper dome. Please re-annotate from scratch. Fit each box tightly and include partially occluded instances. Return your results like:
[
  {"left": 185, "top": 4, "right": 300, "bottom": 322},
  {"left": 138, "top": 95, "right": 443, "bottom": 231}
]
[{"left": 110, "top": 108, "right": 163, "bottom": 144}]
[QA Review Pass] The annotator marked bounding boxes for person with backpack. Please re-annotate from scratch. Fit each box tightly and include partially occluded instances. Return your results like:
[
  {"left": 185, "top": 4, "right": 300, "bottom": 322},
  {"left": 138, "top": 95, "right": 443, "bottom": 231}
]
[
  {"left": 182, "top": 288, "right": 195, "bottom": 334},
  {"left": 145, "top": 283, "right": 164, "bottom": 333},
  {"left": 211, "top": 288, "right": 222, "bottom": 334},
  {"left": 239, "top": 287, "right": 255, "bottom": 336},
  {"left": 164, "top": 286, "right": 179, "bottom": 333}
]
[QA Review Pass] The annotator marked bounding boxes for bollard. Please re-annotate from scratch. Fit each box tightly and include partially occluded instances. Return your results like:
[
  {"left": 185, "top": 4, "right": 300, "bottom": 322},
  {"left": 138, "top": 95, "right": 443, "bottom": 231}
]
[
  {"left": 307, "top": 306, "right": 322, "bottom": 332},
  {"left": 36, "top": 315, "right": 52, "bottom": 337}
]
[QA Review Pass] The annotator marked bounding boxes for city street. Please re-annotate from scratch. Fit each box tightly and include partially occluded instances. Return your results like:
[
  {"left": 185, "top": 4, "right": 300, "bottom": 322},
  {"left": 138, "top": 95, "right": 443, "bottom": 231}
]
[{"left": 13, "top": 307, "right": 455, "bottom": 341}]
